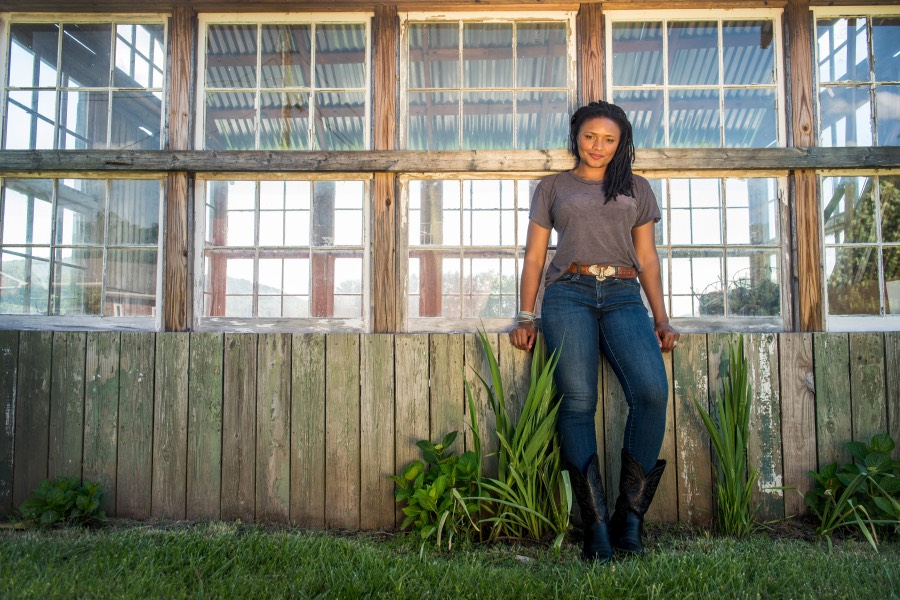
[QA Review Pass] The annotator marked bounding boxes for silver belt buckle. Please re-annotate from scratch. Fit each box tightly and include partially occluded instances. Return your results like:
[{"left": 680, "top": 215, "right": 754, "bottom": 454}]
[{"left": 588, "top": 264, "right": 615, "bottom": 280}]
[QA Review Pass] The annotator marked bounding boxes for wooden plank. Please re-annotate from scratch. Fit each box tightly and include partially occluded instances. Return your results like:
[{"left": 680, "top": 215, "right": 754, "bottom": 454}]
[
  {"left": 360, "top": 335, "right": 395, "bottom": 530},
  {"left": 291, "top": 333, "right": 326, "bottom": 528},
  {"left": 394, "top": 334, "right": 429, "bottom": 525},
  {"left": 221, "top": 333, "right": 257, "bottom": 521},
  {"left": 498, "top": 335, "right": 530, "bottom": 437},
  {"left": 187, "top": 333, "right": 224, "bottom": 520},
  {"left": 813, "top": 333, "right": 852, "bottom": 467},
  {"left": 745, "top": 333, "right": 784, "bottom": 521},
  {"left": 794, "top": 170, "right": 822, "bottom": 331},
  {"left": 673, "top": 333, "right": 712, "bottom": 525},
  {"left": 577, "top": 2, "right": 603, "bottom": 104},
  {"left": 647, "top": 350, "right": 678, "bottom": 523},
  {"left": 117, "top": 332, "right": 155, "bottom": 519},
  {"left": 48, "top": 332, "right": 86, "bottom": 480},
  {"left": 430, "top": 335, "right": 466, "bottom": 446},
  {"left": 325, "top": 334, "right": 361, "bottom": 530},
  {"left": 603, "top": 355, "right": 627, "bottom": 501},
  {"left": 152, "top": 333, "right": 189, "bottom": 519},
  {"left": 464, "top": 333, "right": 499, "bottom": 478},
  {"left": 887, "top": 332, "right": 900, "bottom": 460},
  {"left": 83, "top": 332, "right": 120, "bottom": 516},
  {"left": 256, "top": 334, "right": 292, "bottom": 522},
  {"left": 849, "top": 332, "right": 887, "bottom": 445},
  {"left": 0, "top": 331, "right": 18, "bottom": 517},
  {"left": 373, "top": 5, "right": 398, "bottom": 152},
  {"left": 0, "top": 1, "right": 605, "bottom": 11},
  {"left": 372, "top": 172, "right": 398, "bottom": 332},
  {"left": 779, "top": 333, "right": 816, "bottom": 517},
  {"left": 13, "top": 331, "right": 52, "bottom": 508}
]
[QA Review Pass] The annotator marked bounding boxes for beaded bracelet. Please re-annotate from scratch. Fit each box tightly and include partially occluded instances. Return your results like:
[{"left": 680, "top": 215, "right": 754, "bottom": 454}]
[{"left": 516, "top": 310, "right": 536, "bottom": 322}]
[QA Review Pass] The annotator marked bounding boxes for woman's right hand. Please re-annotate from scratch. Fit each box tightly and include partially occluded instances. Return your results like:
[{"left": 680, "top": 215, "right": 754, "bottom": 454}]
[{"left": 509, "top": 322, "right": 537, "bottom": 351}]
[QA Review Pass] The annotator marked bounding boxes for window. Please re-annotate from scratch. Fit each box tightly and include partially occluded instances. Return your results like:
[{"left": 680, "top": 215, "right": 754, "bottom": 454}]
[
  {"left": 401, "top": 13, "right": 575, "bottom": 150},
  {"left": 606, "top": 10, "right": 784, "bottom": 149},
  {"left": 0, "top": 177, "right": 163, "bottom": 322},
  {"left": 2, "top": 18, "right": 166, "bottom": 150},
  {"left": 198, "top": 15, "right": 370, "bottom": 151},
  {"left": 650, "top": 176, "right": 788, "bottom": 329},
  {"left": 195, "top": 177, "right": 369, "bottom": 330},
  {"left": 814, "top": 8, "right": 900, "bottom": 147},
  {"left": 821, "top": 172, "right": 900, "bottom": 329}
]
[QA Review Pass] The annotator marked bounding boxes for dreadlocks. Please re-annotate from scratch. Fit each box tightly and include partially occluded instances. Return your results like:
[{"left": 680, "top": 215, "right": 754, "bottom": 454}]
[{"left": 568, "top": 101, "right": 636, "bottom": 202}]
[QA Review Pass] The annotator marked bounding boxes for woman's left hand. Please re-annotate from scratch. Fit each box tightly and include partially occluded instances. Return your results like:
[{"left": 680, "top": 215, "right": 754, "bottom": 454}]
[{"left": 655, "top": 321, "right": 680, "bottom": 353}]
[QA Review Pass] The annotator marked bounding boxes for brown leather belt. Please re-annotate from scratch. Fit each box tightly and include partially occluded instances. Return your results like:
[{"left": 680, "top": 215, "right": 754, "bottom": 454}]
[{"left": 565, "top": 263, "right": 638, "bottom": 279}]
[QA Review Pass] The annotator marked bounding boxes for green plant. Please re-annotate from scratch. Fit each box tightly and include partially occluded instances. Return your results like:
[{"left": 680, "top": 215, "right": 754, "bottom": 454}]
[
  {"left": 466, "top": 330, "right": 572, "bottom": 549},
  {"left": 391, "top": 431, "right": 482, "bottom": 549},
  {"left": 693, "top": 335, "right": 759, "bottom": 537},
  {"left": 805, "top": 433, "right": 900, "bottom": 550},
  {"left": 17, "top": 476, "right": 106, "bottom": 528}
]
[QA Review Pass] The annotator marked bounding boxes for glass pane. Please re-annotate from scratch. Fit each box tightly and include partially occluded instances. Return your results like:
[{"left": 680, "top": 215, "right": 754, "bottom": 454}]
[
  {"left": 724, "top": 88, "right": 777, "bottom": 148},
  {"left": 0, "top": 247, "right": 50, "bottom": 314},
  {"left": 411, "top": 250, "right": 445, "bottom": 316},
  {"left": 55, "top": 179, "right": 106, "bottom": 246},
  {"left": 58, "top": 91, "right": 108, "bottom": 149},
  {"left": 8, "top": 24, "right": 59, "bottom": 87},
  {"left": 670, "top": 179, "right": 721, "bottom": 245},
  {"left": 332, "top": 256, "right": 362, "bottom": 318},
  {"left": 260, "top": 25, "right": 311, "bottom": 88},
  {"left": 3, "top": 179, "right": 54, "bottom": 245},
  {"left": 215, "top": 255, "right": 254, "bottom": 316},
  {"left": 612, "top": 22, "right": 663, "bottom": 86},
  {"left": 463, "top": 180, "right": 514, "bottom": 246},
  {"left": 671, "top": 249, "right": 724, "bottom": 317},
  {"left": 615, "top": 89, "right": 664, "bottom": 148},
  {"left": 408, "top": 256, "right": 420, "bottom": 318},
  {"left": 206, "top": 25, "right": 257, "bottom": 88},
  {"left": 463, "top": 24, "right": 512, "bottom": 88},
  {"left": 819, "top": 86, "right": 873, "bottom": 147},
  {"left": 111, "top": 91, "right": 162, "bottom": 150},
  {"left": 333, "top": 190, "right": 363, "bottom": 246},
  {"left": 104, "top": 248, "right": 157, "bottom": 316},
  {"left": 725, "top": 250, "right": 780, "bottom": 316},
  {"left": 463, "top": 91, "right": 512, "bottom": 149},
  {"left": 669, "top": 89, "right": 720, "bottom": 147},
  {"left": 463, "top": 256, "right": 516, "bottom": 318},
  {"left": 114, "top": 24, "right": 165, "bottom": 88},
  {"left": 5, "top": 90, "right": 57, "bottom": 150},
  {"left": 516, "top": 91, "right": 567, "bottom": 149},
  {"left": 882, "top": 175, "right": 900, "bottom": 243},
  {"left": 260, "top": 92, "right": 309, "bottom": 150},
  {"left": 61, "top": 24, "right": 111, "bottom": 88},
  {"left": 873, "top": 18, "right": 900, "bottom": 82},
  {"left": 825, "top": 246, "right": 880, "bottom": 314},
  {"left": 408, "top": 23, "right": 459, "bottom": 89},
  {"left": 817, "top": 18, "right": 869, "bottom": 83},
  {"left": 108, "top": 180, "right": 160, "bottom": 245},
  {"left": 315, "top": 24, "right": 366, "bottom": 89},
  {"left": 669, "top": 22, "right": 718, "bottom": 86},
  {"left": 516, "top": 23, "right": 567, "bottom": 88},
  {"left": 821, "top": 176, "right": 876, "bottom": 244},
  {"left": 53, "top": 247, "right": 102, "bottom": 315},
  {"left": 885, "top": 247, "right": 900, "bottom": 315},
  {"left": 725, "top": 178, "right": 779, "bottom": 245},
  {"left": 258, "top": 257, "right": 285, "bottom": 294},
  {"left": 314, "top": 91, "right": 365, "bottom": 150},
  {"left": 408, "top": 91, "right": 459, "bottom": 150},
  {"left": 876, "top": 86, "right": 900, "bottom": 147},
  {"left": 723, "top": 21, "right": 775, "bottom": 85},
  {"left": 205, "top": 91, "right": 256, "bottom": 150},
  {"left": 442, "top": 256, "right": 462, "bottom": 318}
]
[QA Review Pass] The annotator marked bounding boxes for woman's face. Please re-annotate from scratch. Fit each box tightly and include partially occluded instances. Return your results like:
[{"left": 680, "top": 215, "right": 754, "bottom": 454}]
[{"left": 575, "top": 116, "right": 621, "bottom": 174}]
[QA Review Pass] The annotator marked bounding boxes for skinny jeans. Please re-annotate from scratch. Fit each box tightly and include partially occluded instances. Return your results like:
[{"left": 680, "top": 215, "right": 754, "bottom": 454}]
[{"left": 541, "top": 272, "right": 669, "bottom": 475}]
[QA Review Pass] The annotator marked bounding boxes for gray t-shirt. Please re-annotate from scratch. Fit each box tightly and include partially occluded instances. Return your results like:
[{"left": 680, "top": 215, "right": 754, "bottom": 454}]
[{"left": 529, "top": 171, "right": 661, "bottom": 284}]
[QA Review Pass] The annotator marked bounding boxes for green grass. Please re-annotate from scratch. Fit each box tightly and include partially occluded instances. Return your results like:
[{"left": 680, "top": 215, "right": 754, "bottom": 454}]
[{"left": 0, "top": 521, "right": 898, "bottom": 599}]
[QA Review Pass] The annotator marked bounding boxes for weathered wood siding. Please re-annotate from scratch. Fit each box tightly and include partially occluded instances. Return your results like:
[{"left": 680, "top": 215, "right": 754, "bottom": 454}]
[{"left": 0, "top": 331, "right": 897, "bottom": 528}]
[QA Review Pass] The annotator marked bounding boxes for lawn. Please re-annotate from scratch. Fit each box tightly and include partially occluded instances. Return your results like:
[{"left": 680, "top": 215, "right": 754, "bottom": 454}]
[{"left": 1, "top": 520, "right": 898, "bottom": 599}]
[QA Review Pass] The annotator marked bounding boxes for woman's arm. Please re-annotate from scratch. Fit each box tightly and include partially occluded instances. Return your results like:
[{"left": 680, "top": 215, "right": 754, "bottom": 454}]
[
  {"left": 632, "top": 221, "right": 680, "bottom": 352},
  {"left": 510, "top": 220, "right": 551, "bottom": 351}
]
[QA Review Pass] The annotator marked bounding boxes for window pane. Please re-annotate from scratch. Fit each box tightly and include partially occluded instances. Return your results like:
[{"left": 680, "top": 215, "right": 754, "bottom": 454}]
[
  {"left": 612, "top": 22, "right": 663, "bottom": 86},
  {"left": 615, "top": 90, "right": 665, "bottom": 148},
  {"left": 822, "top": 176, "right": 876, "bottom": 244},
  {"left": 314, "top": 91, "right": 365, "bottom": 150},
  {"left": 315, "top": 24, "right": 366, "bottom": 89},
  {"left": 104, "top": 248, "right": 157, "bottom": 316},
  {"left": 55, "top": 179, "right": 106, "bottom": 246},
  {"left": 873, "top": 18, "right": 900, "bottom": 82},
  {"left": 5, "top": 90, "right": 57, "bottom": 149},
  {"left": 670, "top": 178, "right": 722, "bottom": 245},
  {"left": 725, "top": 178, "right": 779, "bottom": 245},
  {"left": 3, "top": 179, "right": 53, "bottom": 245},
  {"left": 885, "top": 247, "right": 900, "bottom": 315},
  {"left": 725, "top": 249, "right": 780, "bottom": 316},
  {"left": 463, "top": 91, "right": 512, "bottom": 149},
  {"left": 61, "top": 24, "right": 111, "bottom": 88},
  {"left": 516, "top": 91, "right": 567, "bottom": 149},
  {"left": 0, "top": 247, "right": 50, "bottom": 314},
  {"left": 668, "top": 22, "right": 718, "bottom": 86},
  {"left": 516, "top": 23, "right": 567, "bottom": 88},
  {"left": 206, "top": 25, "right": 258, "bottom": 88},
  {"left": 463, "top": 24, "right": 512, "bottom": 88},
  {"left": 408, "top": 91, "right": 459, "bottom": 150},
  {"left": 53, "top": 247, "right": 102, "bottom": 315},
  {"left": 108, "top": 180, "right": 160, "bottom": 245},
  {"left": 332, "top": 256, "right": 362, "bottom": 318},
  {"left": 819, "top": 87, "right": 873, "bottom": 146},
  {"left": 114, "top": 24, "right": 165, "bottom": 88},
  {"left": 825, "top": 246, "right": 880, "bottom": 315},
  {"left": 8, "top": 24, "right": 59, "bottom": 87},
  {"left": 111, "top": 91, "right": 161, "bottom": 150},
  {"left": 724, "top": 88, "right": 777, "bottom": 148},
  {"left": 59, "top": 91, "right": 108, "bottom": 149},
  {"left": 881, "top": 175, "right": 900, "bottom": 243},
  {"left": 875, "top": 86, "right": 900, "bottom": 147},
  {"left": 723, "top": 21, "right": 775, "bottom": 85},
  {"left": 817, "top": 18, "right": 869, "bottom": 83},
  {"left": 260, "top": 91, "right": 309, "bottom": 150},
  {"left": 205, "top": 91, "right": 256, "bottom": 150},
  {"left": 463, "top": 256, "right": 516, "bottom": 318},
  {"left": 408, "top": 23, "right": 459, "bottom": 89},
  {"left": 463, "top": 180, "right": 504, "bottom": 246},
  {"left": 260, "top": 25, "right": 311, "bottom": 88},
  {"left": 671, "top": 249, "right": 724, "bottom": 317},
  {"left": 669, "top": 89, "right": 720, "bottom": 147},
  {"left": 442, "top": 256, "right": 462, "bottom": 317}
]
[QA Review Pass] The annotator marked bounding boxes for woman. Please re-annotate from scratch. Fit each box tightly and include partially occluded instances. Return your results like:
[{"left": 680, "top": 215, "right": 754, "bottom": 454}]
[{"left": 510, "top": 101, "right": 679, "bottom": 562}]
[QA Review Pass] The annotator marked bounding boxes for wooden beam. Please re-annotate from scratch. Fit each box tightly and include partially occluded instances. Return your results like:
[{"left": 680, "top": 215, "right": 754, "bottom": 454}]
[
  {"left": 1, "top": 1, "right": 590, "bottom": 11},
  {"left": 577, "top": 3, "right": 603, "bottom": 105}
]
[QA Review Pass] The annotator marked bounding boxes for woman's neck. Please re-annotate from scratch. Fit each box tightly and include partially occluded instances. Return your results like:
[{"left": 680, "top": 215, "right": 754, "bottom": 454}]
[{"left": 571, "top": 163, "right": 606, "bottom": 181}]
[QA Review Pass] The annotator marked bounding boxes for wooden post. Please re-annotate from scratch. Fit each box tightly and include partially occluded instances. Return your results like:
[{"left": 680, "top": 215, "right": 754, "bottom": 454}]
[
  {"left": 787, "top": 0, "right": 823, "bottom": 331},
  {"left": 0, "top": 331, "right": 18, "bottom": 517},
  {"left": 577, "top": 3, "right": 603, "bottom": 104}
]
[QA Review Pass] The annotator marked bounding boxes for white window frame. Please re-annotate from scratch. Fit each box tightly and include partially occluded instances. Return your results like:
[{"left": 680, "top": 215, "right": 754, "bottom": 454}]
[
  {"left": 604, "top": 8, "right": 787, "bottom": 149},
  {"left": 193, "top": 173, "right": 372, "bottom": 333},
  {"left": 196, "top": 12, "right": 373, "bottom": 152},
  {"left": 819, "top": 168, "right": 900, "bottom": 332},
  {"left": 399, "top": 10, "right": 578, "bottom": 151}
]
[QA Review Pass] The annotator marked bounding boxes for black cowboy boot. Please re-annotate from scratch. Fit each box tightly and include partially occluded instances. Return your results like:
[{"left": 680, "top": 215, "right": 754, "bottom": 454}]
[
  {"left": 609, "top": 449, "right": 666, "bottom": 555},
  {"left": 565, "top": 454, "right": 612, "bottom": 562}
]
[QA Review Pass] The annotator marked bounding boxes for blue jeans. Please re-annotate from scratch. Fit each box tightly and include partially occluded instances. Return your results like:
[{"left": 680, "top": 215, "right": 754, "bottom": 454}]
[{"left": 541, "top": 272, "right": 669, "bottom": 475}]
